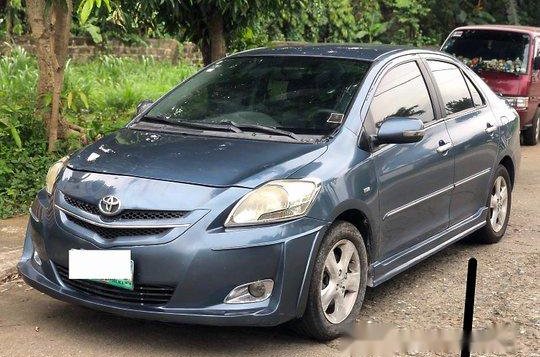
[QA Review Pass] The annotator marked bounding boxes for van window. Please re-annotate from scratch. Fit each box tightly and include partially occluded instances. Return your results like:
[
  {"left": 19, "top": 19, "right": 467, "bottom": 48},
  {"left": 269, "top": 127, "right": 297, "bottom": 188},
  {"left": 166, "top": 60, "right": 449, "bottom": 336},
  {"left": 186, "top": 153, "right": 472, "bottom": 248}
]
[
  {"left": 368, "top": 61, "right": 435, "bottom": 126},
  {"left": 428, "top": 60, "right": 474, "bottom": 115},
  {"left": 441, "top": 30, "right": 530, "bottom": 75}
]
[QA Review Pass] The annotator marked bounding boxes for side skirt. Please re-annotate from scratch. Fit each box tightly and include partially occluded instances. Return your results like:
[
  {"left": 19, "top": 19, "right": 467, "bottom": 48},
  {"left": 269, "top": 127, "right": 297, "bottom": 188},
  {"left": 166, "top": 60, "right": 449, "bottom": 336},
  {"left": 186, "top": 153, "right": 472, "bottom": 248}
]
[{"left": 368, "top": 207, "right": 487, "bottom": 287}]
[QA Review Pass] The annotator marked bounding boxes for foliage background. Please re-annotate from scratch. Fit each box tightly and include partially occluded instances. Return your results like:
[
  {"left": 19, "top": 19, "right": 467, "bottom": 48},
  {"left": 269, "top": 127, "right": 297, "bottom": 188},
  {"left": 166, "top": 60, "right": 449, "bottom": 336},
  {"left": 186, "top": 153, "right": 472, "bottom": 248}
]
[
  {"left": 0, "top": 47, "right": 197, "bottom": 217},
  {"left": 0, "top": 0, "right": 538, "bottom": 218}
]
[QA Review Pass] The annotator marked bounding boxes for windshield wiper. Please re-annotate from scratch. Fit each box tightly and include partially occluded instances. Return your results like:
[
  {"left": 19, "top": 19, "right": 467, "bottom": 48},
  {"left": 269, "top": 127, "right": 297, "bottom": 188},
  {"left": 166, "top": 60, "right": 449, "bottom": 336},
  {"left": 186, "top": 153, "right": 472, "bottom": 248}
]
[
  {"left": 218, "top": 120, "right": 300, "bottom": 141},
  {"left": 139, "top": 116, "right": 299, "bottom": 140},
  {"left": 139, "top": 116, "right": 242, "bottom": 133}
]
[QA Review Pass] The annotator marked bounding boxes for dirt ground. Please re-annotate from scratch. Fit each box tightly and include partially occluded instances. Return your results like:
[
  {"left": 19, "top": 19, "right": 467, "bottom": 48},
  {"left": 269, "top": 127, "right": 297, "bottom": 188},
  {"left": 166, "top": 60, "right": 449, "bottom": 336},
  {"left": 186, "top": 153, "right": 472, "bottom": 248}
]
[{"left": 0, "top": 145, "right": 538, "bottom": 357}]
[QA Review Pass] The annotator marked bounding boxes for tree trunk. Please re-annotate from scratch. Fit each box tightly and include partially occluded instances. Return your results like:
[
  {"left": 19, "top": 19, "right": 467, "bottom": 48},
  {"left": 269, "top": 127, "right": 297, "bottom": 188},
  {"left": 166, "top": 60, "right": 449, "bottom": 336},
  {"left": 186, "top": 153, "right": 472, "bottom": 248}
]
[
  {"left": 505, "top": 0, "right": 519, "bottom": 24},
  {"left": 50, "top": 0, "right": 73, "bottom": 146},
  {"left": 207, "top": 10, "right": 226, "bottom": 64},
  {"left": 5, "top": 1, "right": 12, "bottom": 41},
  {"left": 26, "top": 0, "right": 73, "bottom": 152},
  {"left": 200, "top": 39, "right": 212, "bottom": 66}
]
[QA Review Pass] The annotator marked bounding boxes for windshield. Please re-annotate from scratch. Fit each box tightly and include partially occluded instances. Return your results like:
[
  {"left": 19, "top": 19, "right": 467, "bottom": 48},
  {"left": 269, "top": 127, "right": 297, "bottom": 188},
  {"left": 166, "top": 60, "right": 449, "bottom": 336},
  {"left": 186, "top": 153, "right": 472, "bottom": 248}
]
[
  {"left": 143, "top": 56, "right": 370, "bottom": 137},
  {"left": 442, "top": 30, "right": 530, "bottom": 75}
]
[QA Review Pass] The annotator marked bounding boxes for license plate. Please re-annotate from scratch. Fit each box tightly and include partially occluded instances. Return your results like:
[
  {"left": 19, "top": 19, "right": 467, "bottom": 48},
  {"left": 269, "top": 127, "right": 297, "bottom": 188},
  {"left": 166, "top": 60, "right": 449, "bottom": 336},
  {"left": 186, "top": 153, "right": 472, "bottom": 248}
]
[
  {"left": 95, "top": 261, "right": 134, "bottom": 291},
  {"left": 69, "top": 250, "right": 134, "bottom": 290}
]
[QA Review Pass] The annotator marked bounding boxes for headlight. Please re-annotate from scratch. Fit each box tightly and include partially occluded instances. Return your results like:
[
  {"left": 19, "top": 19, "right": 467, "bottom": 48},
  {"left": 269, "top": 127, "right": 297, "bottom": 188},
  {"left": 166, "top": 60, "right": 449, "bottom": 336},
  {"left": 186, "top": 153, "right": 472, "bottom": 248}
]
[
  {"left": 504, "top": 96, "right": 528, "bottom": 109},
  {"left": 45, "top": 156, "right": 68, "bottom": 194},
  {"left": 225, "top": 178, "right": 321, "bottom": 227}
]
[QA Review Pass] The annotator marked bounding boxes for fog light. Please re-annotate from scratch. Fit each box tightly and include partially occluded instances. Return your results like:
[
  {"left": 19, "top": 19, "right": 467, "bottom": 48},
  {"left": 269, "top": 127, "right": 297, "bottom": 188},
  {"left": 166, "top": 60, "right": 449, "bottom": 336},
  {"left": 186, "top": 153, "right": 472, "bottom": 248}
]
[
  {"left": 248, "top": 281, "right": 267, "bottom": 298},
  {"left": 33, "top": 250, "right": 42, "bottom": 266},
  {"left": 224, "top": 279, "right": 274, "bottom": 304}
]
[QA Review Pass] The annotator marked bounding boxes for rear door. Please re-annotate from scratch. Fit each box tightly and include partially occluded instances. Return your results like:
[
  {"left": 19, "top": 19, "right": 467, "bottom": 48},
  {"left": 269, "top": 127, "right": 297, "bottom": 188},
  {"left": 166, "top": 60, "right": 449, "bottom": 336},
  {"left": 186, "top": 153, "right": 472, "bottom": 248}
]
[
  {"left": 424, "top": 58, "right": 499, "bottom": 225},
  {"left": 364, "top": 58, "right": 454, "bottom": 259}
]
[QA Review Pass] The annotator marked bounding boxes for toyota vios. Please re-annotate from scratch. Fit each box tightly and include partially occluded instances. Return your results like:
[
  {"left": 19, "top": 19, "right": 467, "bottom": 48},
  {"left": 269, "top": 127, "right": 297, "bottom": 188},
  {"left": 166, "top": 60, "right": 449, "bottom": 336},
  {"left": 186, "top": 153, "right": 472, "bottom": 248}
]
[{"left": 19, "top": 44, "right": 521, "bottom": 340}]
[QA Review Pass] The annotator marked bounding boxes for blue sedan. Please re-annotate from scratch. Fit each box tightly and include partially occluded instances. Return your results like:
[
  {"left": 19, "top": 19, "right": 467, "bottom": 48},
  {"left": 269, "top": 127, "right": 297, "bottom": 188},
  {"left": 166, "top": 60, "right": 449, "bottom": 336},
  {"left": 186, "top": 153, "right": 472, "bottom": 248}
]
[{"left": 19, "top": 44, "right": 521, "bottom": 340}]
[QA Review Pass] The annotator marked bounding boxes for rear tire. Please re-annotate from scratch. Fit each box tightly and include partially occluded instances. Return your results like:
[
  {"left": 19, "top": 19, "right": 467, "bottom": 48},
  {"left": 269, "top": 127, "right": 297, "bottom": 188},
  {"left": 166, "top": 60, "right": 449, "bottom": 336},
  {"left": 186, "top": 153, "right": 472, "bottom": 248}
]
[
  {"left": 293, "top": 221, "right": 368, "bottom": 341},
  {"left": 523, "top": 109, "right": 539, "bottom": 146},
  {"left": 475, "top": 165, "right": 512, "bottom": 244}
]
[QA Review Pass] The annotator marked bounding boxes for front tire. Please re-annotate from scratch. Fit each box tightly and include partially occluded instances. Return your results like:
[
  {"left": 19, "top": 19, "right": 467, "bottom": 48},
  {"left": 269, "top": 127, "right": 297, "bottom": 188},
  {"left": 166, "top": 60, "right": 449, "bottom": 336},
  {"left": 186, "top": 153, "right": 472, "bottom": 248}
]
[
  {"left": 523, "top": 109, "right": 539, "bottom": 146},
  {"left": 293, "top": 221, "right": 368, "bottom": 340},
  {"left": 475, "top": 165, "right": 512, "bottom": 244}
]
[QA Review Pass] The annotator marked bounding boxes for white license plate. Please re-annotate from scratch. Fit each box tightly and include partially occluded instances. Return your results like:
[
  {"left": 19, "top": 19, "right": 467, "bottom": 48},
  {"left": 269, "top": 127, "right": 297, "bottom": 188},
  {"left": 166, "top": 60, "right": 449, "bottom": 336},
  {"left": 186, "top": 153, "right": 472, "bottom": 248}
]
[{"left": 69, "top": 249, "right": 132, "bottom": 281}]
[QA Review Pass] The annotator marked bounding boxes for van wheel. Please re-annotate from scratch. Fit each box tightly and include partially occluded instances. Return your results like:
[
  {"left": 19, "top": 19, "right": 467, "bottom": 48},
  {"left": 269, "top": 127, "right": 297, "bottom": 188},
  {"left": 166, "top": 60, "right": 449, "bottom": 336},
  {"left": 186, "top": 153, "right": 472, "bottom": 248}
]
[
  {"left": 293, "top": 221, "right": 368, "bottom": 340},
  {"left": 475, "top": 165, "right": 512, "bottom": 244},
  {"left": 523, "top": 109, "right": 539, "bottom": 146}
]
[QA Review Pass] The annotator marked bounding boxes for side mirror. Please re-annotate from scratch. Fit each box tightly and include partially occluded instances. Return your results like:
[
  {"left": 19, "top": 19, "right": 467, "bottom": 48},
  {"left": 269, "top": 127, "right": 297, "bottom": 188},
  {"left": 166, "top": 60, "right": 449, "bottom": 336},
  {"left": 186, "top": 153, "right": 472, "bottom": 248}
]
[
  {"left": 533, "top": 56, "right": 540, "bottom": 71},
  {"left": 136, "top": 99, "right": 154, "bottom": 115},
  {"left": 376, "top": 117, "right": 425, "bottom": 145}
]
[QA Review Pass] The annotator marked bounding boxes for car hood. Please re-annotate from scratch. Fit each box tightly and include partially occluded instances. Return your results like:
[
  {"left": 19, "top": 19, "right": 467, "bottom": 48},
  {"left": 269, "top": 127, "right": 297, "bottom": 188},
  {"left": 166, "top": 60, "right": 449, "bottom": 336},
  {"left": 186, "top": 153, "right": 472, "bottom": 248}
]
[
  {"left": 477, "top": 72, "right": 529, "bottom": 96},
  {"left": 68, "top": 129, "right": 328, "bottom": 188}
]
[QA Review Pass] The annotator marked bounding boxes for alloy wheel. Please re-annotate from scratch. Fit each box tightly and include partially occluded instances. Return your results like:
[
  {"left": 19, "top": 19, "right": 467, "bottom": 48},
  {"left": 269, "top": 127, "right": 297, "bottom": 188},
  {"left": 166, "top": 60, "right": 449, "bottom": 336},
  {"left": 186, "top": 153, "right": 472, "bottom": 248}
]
[
  {"left": 320, "top": 239, "right": 361, "bottom": 324},
  {"left": 489, "top": 176, "right": 509, "bottom": 232}
]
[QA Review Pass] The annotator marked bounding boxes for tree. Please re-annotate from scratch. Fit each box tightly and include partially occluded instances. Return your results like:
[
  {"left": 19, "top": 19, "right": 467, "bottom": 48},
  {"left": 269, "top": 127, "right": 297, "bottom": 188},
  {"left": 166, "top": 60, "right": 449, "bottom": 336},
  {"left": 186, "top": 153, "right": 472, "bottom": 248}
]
[
  {"left": 158, "top": 0, "right": 275, "bottom": 65},
  {"left": 26, "top": 0, "right": 74, "bottom": 152},
  {"left": 24, "top": 0, "right": 109, "bottom": 152}
]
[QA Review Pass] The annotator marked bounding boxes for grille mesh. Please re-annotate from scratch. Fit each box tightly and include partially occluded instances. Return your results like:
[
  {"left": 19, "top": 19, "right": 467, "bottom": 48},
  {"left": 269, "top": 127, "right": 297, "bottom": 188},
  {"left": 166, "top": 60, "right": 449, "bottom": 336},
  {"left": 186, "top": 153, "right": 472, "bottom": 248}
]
[
  {"left": 56, "top": 264, "right": 175, "bottom": 305},
  {"left": 64, "top": 195, "right": 100, "bottom": 215},
  {"left": 65, "top": 214, "right": 170, "bottom": 240},
  {"left": 63, "top": 194, "right": 187, "bottom": 220}
]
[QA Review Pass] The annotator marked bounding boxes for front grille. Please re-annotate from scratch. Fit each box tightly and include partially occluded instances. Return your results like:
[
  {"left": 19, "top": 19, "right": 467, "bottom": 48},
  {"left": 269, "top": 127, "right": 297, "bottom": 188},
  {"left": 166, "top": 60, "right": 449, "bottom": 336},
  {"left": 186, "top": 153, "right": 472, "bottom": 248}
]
[
  {"left": 56, "top": 264, "right": 175, "bottom": 305},
  {"left": 63, "top": 194, "right": 188, "bottom": 221},
  {"left": 64, "top": 195, "right": 100, "bottom": 215},
  {"left": 66, "top": 214, "right": 170, "bottom": 240}
]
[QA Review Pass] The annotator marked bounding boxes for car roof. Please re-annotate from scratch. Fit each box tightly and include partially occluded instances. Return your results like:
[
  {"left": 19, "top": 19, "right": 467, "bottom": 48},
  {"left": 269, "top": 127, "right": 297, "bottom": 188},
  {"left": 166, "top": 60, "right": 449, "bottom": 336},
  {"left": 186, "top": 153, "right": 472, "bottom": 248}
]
[
  {"left": 452, "top": 24, "right": 540, "bottom": 36},
  {"left": 230, "top": 43, "right": 415, "bottom": 62}
]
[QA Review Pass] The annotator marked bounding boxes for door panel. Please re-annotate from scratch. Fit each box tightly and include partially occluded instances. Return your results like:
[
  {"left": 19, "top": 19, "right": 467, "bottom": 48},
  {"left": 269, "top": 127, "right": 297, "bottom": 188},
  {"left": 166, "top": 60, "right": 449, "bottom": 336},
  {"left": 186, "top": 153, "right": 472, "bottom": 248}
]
[
  {"left": 427, "top": 60, "right": 499, "bottom": 225},
  {"left": 365, "top": 60, "right": 453, "bottom": 259},
  {"left": 530, "top": 37, "right": 540, "bottom": 116},
  {"left": 445, "top": 108, "right": 498, "bottom": 225},
  {"left": 374, "top": 123, "right": 454, "bottom": 258}
]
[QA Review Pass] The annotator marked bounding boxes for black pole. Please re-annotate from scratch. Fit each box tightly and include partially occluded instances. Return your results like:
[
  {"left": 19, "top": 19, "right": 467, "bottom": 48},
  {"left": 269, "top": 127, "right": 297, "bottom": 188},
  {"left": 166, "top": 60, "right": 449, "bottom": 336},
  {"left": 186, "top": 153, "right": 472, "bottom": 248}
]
[{"left": 461, "top": 258, "right": 477, "bottom": 357}]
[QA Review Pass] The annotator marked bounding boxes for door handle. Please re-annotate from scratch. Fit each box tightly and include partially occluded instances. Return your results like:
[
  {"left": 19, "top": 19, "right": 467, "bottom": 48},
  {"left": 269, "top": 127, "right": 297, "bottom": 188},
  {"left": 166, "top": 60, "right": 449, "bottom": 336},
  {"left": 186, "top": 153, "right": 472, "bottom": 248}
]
[
  {"left": 436, "top": 142, "right": 453, "bottom": 154},
  {"left": 485, "top": 122, "right": 497, "bottom": 134}
]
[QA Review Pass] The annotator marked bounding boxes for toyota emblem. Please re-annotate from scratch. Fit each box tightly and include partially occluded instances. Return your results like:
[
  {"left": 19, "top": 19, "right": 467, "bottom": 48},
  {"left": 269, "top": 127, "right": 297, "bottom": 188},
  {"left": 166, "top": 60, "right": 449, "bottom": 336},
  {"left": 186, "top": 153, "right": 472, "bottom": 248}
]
[{"left": 98, "top": 195, "right": 121, "bottom": 216}]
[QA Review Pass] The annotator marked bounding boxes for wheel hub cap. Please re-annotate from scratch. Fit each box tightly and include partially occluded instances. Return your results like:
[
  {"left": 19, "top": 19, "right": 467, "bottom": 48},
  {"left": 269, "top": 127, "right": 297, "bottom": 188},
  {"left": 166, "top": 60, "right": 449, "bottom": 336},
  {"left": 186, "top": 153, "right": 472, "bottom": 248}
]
[
  {"left": 489, "top": 176, "right": 508, "bottom": 233},
  {"left": 320, "top": 239, "right": 361, "bottom": 324}
]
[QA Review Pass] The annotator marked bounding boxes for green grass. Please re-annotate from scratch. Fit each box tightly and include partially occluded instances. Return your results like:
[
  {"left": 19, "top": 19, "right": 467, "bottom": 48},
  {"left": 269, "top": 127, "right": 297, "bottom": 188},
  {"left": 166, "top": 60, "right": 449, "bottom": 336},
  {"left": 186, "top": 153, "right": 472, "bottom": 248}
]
[{"left": 0, "top": 47, "right": 199, "bottom": 218}]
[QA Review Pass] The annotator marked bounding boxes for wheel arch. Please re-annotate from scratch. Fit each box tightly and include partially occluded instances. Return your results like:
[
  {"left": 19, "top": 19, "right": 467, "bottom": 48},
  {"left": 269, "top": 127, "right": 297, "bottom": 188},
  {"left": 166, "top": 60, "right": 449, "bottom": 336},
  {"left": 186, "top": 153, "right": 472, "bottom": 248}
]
[
  {"left": 499, "top": 155, "right": 515, "bottom": 188},
  {"left": 333, "top": 209, "right": 374, "bottom": 264},
  {"left": 295, "top": 204, "right": 378, "bottom": 318}
]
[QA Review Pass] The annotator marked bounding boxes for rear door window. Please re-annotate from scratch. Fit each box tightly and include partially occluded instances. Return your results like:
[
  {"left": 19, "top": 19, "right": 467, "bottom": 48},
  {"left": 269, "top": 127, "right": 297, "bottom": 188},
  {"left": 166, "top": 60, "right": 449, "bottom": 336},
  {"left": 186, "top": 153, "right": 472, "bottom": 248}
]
[
  {"left": 368, "top": 61, "right": 435, "bottom": 126},
  {"left": 463, "top": 75, "right": 484, "bottom": 107},
  {"left": 428, "top": 60, "right": 474, "bottom": 115}
]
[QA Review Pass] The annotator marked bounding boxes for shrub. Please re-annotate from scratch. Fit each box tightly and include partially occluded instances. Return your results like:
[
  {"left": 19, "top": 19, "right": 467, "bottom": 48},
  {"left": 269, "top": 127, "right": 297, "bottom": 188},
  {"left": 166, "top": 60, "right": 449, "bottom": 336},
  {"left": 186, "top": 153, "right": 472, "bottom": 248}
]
[{"left": 0, "top": 48, "right": 198, "bottom": 218}]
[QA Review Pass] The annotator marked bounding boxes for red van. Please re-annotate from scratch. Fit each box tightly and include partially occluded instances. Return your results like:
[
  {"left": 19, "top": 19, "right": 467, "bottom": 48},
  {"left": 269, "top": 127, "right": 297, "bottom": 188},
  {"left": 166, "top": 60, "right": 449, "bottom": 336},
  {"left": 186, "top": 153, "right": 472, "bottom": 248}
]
[{"left": 441, "top": 25, "right": 540, "bottom": 145}]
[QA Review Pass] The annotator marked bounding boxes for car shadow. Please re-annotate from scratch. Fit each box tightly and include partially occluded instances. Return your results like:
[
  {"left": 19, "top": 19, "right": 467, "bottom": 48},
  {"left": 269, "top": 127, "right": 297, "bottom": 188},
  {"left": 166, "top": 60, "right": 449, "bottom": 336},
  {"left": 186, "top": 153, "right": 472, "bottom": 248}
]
[{"left": 41, "top": 302, "right": 322, "bottom": 355}]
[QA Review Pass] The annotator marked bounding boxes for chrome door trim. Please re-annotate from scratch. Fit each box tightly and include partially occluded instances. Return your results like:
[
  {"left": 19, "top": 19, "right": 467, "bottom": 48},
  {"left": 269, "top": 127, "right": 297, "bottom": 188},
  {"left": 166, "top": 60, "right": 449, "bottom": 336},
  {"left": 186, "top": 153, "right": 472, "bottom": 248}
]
[
  {"left": 55, "top": 205, "right": 191, "bottom": 229},
  {"left": 454, "top": 168, "right": 491, "bottom": 187},
  {"left": 383, "top": 168, "right": 492, "bottom": 220},
  {"left": 383, "top": 184, "right": 454, "bottom": 220}
]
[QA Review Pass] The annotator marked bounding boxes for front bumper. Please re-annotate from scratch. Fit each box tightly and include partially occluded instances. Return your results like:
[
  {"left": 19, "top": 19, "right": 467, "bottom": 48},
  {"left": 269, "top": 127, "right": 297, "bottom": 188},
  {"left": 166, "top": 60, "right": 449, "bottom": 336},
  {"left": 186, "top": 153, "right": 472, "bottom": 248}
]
[{"left": 19, "top": 189, "right": 328, "bottom": 326}]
